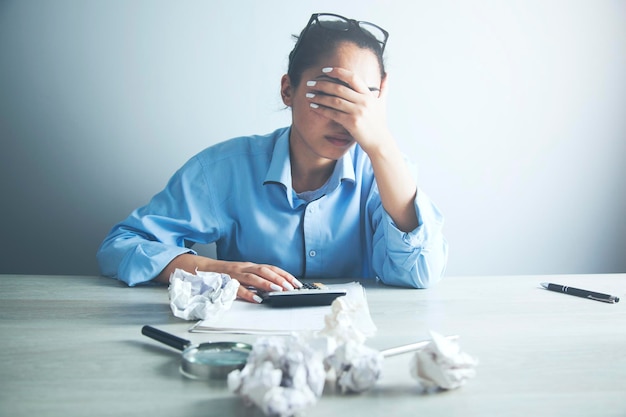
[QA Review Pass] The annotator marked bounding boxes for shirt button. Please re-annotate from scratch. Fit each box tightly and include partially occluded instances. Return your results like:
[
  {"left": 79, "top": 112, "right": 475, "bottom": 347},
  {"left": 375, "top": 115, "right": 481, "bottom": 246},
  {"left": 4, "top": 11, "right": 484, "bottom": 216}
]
[
  {"left": 309, "top": 250, "right": 316, "bottom": 257},
  {"left": 308, "top": 206, "right": 315, "bottom": 214}
]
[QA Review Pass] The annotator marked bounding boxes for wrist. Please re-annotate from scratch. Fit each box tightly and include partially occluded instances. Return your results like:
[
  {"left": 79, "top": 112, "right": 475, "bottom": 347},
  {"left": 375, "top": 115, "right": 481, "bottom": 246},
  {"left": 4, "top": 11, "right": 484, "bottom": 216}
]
[
  {"left": 157, "top": 253, "right": 220, "bottom": 283},
  {"left": 365, "top": 137, "right": 400, "bottom": 164}
]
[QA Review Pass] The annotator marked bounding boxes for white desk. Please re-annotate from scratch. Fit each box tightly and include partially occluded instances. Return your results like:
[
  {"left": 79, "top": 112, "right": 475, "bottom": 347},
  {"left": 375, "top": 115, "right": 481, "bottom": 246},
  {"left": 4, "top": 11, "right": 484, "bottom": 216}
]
[{"left": 0, "top": 274, "right": 624, "bottom": 417}]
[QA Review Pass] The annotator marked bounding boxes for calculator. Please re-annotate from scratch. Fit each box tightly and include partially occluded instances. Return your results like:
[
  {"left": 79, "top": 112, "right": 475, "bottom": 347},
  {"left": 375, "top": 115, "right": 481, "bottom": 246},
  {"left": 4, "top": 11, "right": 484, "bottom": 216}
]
[{"left": 257, "top": 282, "right": 347, "bottom": 308}]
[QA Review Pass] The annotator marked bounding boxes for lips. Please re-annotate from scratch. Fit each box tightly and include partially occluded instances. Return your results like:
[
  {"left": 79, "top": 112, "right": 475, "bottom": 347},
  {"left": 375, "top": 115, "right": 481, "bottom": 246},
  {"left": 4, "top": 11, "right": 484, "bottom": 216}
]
[{"left": 325, "top": 133, "right": 353, "bottom": 147}]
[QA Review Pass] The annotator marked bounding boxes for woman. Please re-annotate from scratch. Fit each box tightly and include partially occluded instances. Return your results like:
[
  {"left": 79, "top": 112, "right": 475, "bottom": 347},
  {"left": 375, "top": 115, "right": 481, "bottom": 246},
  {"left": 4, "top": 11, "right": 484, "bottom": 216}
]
[{"left": 97, "top": 13, "right": 448, "bottom": 303}]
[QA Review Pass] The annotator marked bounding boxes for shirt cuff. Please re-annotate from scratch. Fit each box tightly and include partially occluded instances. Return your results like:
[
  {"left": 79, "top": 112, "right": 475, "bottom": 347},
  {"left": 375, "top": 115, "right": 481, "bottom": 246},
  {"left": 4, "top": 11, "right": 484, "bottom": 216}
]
[
  {"left": 383, "top": 188, "right": 445, "bottom": 271},
  {"left": 118, "top": 243, "right": 196, "bottom": 286}
]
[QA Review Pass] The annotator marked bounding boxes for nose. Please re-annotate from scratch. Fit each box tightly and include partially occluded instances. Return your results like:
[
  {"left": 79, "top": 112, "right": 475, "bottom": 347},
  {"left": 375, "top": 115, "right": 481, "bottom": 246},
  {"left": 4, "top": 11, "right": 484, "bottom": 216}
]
[{"left": 329, "top": 119, "right": 346, "bottom": 131}]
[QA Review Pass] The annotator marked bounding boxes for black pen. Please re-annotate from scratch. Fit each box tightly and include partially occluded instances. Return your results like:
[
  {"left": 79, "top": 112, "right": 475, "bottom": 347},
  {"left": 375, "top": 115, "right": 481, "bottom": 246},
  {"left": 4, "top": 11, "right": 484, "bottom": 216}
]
[{"left": 540, "top": 282, "right": 620, "bottom": 304}]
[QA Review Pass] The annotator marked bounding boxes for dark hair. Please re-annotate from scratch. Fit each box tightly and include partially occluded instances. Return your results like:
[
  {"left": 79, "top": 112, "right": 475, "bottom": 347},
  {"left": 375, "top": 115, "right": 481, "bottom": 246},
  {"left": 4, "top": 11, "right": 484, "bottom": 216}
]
[{"left": 287, "top": 20, "right": 386, "bottom": 88}]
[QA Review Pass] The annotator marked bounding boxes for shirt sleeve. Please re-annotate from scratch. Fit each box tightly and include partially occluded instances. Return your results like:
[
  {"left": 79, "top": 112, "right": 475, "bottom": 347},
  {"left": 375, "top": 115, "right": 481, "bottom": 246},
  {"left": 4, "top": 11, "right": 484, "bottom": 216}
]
[
  {"left": 369, "top": 187, "right": 449, "bottom": 289},
  {"left": 96, "top": 156, "right": 220, "bottom": 286}
]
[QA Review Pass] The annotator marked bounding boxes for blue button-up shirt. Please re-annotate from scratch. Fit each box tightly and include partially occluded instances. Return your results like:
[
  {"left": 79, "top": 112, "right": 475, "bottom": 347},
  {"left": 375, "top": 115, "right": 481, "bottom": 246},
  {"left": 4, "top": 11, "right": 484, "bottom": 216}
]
[{"left": 97, "top": 127, "right": 448, "bottom": 288}]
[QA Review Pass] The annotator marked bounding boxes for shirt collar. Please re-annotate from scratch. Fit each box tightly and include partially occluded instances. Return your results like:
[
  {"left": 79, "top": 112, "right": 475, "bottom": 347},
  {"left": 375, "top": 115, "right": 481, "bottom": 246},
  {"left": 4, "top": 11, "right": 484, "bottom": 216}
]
[{"left": 264, "top": 128, "right": 293, "bottom": 189}]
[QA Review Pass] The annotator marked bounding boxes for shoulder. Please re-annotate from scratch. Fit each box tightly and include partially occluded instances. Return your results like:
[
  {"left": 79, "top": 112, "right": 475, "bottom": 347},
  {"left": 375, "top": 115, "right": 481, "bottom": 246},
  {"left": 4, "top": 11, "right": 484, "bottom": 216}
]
[
  {"left": 194, "top": 127, "right": 288, "bottom": 166},
  {"left": 173, "top": 127, "right": 289, "bottom": 187}
]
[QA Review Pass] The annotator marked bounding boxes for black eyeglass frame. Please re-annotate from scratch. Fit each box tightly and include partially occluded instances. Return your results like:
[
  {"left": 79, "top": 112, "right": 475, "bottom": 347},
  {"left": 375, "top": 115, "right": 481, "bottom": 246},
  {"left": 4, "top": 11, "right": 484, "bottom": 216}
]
[{"left": 290, "top": 13, "right": 389, "bottom": 62}]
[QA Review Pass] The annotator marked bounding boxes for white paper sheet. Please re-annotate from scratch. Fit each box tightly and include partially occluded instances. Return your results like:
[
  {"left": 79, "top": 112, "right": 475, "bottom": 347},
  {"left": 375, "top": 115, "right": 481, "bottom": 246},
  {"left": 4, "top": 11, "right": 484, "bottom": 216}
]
[{"left": 190, "top": 282, "right": 376, "bottom": 335}]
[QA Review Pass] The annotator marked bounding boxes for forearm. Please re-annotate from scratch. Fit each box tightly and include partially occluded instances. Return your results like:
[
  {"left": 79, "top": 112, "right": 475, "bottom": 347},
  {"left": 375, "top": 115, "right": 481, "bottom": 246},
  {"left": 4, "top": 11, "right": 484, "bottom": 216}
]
[
  {"left": 155, "top": 253, "right": 226, "bottom": 284},
  {"left": 369, "top": 189, "right": 448, "bottom": 289},
  {"left": 368, "top": 138, "right": 419, "bottom": 233}
]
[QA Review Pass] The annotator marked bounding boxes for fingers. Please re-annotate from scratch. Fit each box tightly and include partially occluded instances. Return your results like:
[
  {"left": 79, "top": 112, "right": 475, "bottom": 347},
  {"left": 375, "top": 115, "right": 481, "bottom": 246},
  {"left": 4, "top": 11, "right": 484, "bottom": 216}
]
[
  {"left": 319, "top": 67, "right": 372, "bottom": 95},
  {"left": 305, "top": 81, "right": 358, "bottom": 114},
  {"left": 306, "top": 67, "right": 379, "bottom": 102},
  {"left": 229, "top": 262, "right": 303, "bottom": 303},
  {"left": 305, "top": 67, "right": 383, "bottom": 122},
  {"left": 237, "top": 285, "right": 264, "bottom": 304},
  {"left": 256, "top": 264, "right": 303, "bottom": 289}
]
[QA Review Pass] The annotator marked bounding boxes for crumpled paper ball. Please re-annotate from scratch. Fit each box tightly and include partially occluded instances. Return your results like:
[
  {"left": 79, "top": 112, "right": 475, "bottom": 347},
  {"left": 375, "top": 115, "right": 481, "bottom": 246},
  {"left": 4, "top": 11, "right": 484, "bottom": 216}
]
[
  {"left": 325, "top": 340, "right": 383, "bottom": 393},
  {"left": 228, "top": 336, "right": 326, "bottom": 417},
  {"left": 410, "top": 331, "right": 478, "bottom": 390},
  {"left": 308, "top": 296, "right": 371, "bottom": 358},
  {"left": 303, "top": 297, "right": 382, "bottom": 394},
  {"left": 168, "top": 268, "right": 239, "bottom": 320}
]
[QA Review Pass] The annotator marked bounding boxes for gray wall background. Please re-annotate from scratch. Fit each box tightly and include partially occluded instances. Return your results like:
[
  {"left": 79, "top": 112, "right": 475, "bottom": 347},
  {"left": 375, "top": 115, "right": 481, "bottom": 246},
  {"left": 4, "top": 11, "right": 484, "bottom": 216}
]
[{"left": 1, "top": 0, "right": 625, "bottom": 277}]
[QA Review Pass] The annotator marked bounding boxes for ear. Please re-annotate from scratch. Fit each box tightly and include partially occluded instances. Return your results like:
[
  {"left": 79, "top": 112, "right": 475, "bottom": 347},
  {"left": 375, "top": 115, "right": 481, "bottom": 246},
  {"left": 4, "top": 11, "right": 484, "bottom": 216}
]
[{"left": 280, "top": 74, "right": 294, "bottom": 107}]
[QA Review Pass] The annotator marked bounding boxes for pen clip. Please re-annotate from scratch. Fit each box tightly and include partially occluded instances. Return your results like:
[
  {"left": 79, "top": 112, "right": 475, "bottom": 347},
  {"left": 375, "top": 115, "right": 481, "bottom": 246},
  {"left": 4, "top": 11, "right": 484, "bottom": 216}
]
[{"left": 587, "top": 295, "right": 619, "bottom": 304}]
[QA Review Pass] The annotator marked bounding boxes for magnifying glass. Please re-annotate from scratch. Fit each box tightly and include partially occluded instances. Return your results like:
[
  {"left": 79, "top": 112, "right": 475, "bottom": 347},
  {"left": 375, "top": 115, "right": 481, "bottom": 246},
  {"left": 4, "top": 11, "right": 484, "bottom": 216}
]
[{"left": 141, "top": 325, "right": 252, "bottom": 380}]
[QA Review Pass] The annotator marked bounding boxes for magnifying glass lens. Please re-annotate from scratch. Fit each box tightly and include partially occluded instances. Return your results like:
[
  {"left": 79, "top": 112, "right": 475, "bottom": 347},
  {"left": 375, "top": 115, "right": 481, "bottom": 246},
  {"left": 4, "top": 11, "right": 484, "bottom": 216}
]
[
  {"left": 181, "top": 343, "right": 252, "bottom": 379},
  {"left": 188, "top": 348, "right": 249, "bottom": 366}
]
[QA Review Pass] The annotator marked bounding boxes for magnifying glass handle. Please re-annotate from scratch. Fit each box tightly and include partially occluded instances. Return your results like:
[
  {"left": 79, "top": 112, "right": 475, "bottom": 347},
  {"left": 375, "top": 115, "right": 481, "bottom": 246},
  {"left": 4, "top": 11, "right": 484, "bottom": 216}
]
[{"left": 141, "top": 325, "right": 191, "bottom": 351}]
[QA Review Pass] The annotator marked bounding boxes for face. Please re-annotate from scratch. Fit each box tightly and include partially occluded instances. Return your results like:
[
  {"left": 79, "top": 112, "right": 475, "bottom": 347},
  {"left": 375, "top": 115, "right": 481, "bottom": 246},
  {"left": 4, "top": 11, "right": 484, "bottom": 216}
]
[{"left": 281, "top": 42, "right": 383, "bottom": 169}]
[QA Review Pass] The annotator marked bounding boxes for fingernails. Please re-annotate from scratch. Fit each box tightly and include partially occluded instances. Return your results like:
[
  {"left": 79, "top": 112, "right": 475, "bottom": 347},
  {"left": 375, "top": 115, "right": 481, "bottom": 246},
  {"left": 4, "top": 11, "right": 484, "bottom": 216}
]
[
  {"left": 310, "top": 103, "right": 319, "bottom": 109},
  {"left": 252, "top": 294, "right": 263, "bottom": 304},
  {"left": 270, "top": 283, "right": 283, "bottom": 292},
  {"left": 282, "top": 281, "right": 295, "bottom": 291},
  {"left": 322, "top": 67, "right": 333, "bottom": 73},
  {"left": 293, "top": 278, "right": 303, "bottom": 288},
  {"left": 306, "top": 81, "right": 317, "bottom": 87},
  {"left": 305, "top": 93, "right": 315, "bottom": 98}
]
